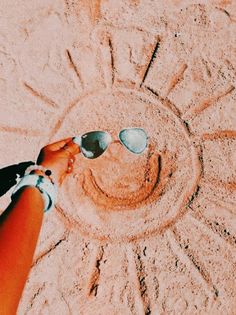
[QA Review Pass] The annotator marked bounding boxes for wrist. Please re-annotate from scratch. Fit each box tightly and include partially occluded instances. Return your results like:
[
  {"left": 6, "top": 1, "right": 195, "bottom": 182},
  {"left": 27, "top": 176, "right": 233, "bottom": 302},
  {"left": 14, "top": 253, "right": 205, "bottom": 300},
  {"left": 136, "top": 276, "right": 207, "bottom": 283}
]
[
  {"left": 30, "top": 170, "right": 45, "bottom": 177},
  {"left": 12, "top": 174, "right": 57, "bottom": 213},
  {"left": 25, "top": 165, "right": 56, "bottom": 185}
]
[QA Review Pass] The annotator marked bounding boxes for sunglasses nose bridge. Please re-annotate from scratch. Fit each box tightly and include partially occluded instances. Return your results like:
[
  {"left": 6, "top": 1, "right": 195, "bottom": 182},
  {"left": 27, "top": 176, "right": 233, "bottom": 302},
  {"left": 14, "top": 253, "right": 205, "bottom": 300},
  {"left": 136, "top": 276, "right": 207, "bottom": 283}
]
[
  {"left": 113, "top": 139, "right": 120, "bottom": 144},
  {"left": 105, "top": 139, "right": 124, "bottom": 158}
]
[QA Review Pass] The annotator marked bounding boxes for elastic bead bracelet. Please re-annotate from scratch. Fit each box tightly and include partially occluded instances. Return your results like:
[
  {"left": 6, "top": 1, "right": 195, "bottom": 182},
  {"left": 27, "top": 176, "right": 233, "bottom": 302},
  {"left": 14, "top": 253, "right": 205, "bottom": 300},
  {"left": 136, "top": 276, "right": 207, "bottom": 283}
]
[{"left": 24, "top": 165, "right": 56, "bottom": 184}]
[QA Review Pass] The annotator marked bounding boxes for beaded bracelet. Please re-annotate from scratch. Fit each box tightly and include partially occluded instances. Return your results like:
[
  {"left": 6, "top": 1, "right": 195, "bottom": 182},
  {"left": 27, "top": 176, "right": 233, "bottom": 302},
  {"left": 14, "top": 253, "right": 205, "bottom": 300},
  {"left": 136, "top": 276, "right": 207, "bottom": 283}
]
[{"left": 24, "top": 165, "right": 56, "bottom": 184}]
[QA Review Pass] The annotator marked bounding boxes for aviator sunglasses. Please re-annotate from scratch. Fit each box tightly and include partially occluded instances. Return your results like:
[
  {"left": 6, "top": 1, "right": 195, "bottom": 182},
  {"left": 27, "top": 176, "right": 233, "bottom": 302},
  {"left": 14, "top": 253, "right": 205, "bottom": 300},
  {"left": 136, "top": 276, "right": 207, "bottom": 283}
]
[{"left": 72, "top": 128, "right": 148, "bottom": 159}]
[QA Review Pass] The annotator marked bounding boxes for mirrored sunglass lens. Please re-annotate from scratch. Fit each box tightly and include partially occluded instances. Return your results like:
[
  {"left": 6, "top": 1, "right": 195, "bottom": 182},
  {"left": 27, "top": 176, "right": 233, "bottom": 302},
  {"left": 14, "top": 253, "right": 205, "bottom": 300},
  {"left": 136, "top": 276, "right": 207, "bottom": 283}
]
[
  {"left": 119, "top": 128, "right": 147, "bottom": 154},
  {"left": 81, "top": 131, "right": 111, "bottom": 159}
]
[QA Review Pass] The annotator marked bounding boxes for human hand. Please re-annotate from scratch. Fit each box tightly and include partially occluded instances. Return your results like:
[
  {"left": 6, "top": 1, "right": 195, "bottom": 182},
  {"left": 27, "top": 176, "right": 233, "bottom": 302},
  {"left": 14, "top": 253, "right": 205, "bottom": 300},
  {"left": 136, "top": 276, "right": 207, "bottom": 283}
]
[{"left": 35, "top": 138, "right": 80, "bottom": 185}]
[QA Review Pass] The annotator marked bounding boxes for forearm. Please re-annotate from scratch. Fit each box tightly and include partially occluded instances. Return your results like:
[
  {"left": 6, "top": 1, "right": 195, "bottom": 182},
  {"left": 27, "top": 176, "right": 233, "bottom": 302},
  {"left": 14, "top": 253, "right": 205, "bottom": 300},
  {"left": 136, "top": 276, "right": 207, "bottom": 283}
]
[{"left": 0, "top": 187, "right": 44, "bottom": 315}]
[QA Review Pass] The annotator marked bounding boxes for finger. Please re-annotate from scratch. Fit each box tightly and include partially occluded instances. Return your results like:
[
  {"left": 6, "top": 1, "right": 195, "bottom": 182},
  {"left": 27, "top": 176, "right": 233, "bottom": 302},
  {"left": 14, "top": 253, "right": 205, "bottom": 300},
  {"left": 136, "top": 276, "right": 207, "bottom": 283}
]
[
  {"left": 67, "top": 165, "right": 73, "bottom": 173},
  {"left": 68, "top": 156, "right": 76, "bottom": 164},
  {"left": 46, "top": 137, "right": 73, "bottom": 151},
  {"left": 61, "top": 140, "right": 81, "bottom": 155}
]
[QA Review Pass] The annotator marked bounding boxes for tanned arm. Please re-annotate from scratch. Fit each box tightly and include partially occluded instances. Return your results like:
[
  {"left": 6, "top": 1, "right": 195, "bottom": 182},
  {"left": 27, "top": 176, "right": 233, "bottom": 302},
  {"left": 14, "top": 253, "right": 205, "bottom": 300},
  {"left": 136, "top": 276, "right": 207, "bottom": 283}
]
[
  {"left": 0, "top": 137, "right": 80, "bottom": 315},
  {"left": 0, "top": 187, "right": 44, "bottom": 315}
]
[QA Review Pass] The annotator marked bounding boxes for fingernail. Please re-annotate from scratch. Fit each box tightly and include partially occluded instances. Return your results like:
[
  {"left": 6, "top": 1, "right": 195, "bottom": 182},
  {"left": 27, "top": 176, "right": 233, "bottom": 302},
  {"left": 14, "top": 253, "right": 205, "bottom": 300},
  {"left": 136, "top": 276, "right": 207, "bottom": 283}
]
[{"left": 72, "top": 136, "right": 81, "bottom": 146}]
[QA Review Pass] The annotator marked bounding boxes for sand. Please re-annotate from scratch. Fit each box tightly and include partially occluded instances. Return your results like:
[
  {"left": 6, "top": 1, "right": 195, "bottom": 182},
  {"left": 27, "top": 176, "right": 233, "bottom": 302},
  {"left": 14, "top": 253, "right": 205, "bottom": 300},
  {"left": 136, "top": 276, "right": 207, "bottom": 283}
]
[{"left": 0, "top": 0, "right": 236, "bottom": 314}]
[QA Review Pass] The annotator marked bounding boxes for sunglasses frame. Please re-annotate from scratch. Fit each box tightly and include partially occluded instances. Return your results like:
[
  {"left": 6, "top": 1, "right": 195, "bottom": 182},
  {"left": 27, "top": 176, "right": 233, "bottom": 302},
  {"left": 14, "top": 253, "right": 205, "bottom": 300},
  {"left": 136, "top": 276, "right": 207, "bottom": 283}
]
[{"left": 75, "top": 127, "right": 149, "bottom": 159}]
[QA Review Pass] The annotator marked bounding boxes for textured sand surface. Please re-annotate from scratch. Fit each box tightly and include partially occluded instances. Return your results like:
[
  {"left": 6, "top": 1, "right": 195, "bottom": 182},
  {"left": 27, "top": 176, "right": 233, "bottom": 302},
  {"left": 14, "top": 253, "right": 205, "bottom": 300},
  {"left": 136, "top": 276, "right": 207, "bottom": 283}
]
[{"left": 0, "top": 0, "right": 236, "bottom": 314}]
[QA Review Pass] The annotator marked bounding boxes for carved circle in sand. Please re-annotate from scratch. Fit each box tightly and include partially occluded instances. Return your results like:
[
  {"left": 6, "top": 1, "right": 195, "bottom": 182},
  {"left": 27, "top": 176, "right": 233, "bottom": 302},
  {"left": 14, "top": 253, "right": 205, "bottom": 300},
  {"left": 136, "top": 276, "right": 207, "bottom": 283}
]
[{"left": 53, "top": 87, "right": 201, "bottom": 242}]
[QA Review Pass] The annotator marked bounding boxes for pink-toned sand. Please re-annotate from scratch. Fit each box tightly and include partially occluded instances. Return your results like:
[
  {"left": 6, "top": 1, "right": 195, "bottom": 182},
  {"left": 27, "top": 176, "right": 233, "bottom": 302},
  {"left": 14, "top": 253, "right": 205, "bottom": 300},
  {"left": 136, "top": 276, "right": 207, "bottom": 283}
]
[{"left": 0, "top": 0, "right": 236, "bottom": 314}]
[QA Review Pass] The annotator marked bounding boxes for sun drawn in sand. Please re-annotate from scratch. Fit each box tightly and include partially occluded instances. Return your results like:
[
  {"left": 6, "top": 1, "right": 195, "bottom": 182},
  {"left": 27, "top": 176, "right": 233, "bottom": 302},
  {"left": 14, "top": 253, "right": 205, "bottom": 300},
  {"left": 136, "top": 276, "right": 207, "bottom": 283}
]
[{"left": 6, "top": 5, "right": 235, "bottom": 314}]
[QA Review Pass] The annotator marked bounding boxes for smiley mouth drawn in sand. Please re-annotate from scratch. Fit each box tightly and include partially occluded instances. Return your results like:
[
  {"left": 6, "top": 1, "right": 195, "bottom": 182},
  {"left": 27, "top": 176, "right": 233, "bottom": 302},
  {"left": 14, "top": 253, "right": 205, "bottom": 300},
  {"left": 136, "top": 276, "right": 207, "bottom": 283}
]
[
  {"left": 52, "top": 89, "right": 200, "bottom": 241},
  {"left": 81, "top": 143, "right": 172, "bottom": 211}
]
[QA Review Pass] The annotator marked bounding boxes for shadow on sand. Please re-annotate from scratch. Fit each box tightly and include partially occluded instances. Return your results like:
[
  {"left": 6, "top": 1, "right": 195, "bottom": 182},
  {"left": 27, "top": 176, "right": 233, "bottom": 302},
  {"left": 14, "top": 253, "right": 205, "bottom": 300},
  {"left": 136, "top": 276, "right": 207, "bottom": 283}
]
[{"left": 0, "top": 161, "right": 34, "bottom": 197}]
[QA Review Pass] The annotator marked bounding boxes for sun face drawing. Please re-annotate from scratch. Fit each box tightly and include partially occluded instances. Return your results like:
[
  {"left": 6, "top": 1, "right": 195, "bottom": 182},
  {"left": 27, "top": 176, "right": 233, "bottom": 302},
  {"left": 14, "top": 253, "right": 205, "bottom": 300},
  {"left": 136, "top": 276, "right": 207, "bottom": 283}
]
[{"left": 1, "top": 1, "right": 235, "bottom": 314}]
